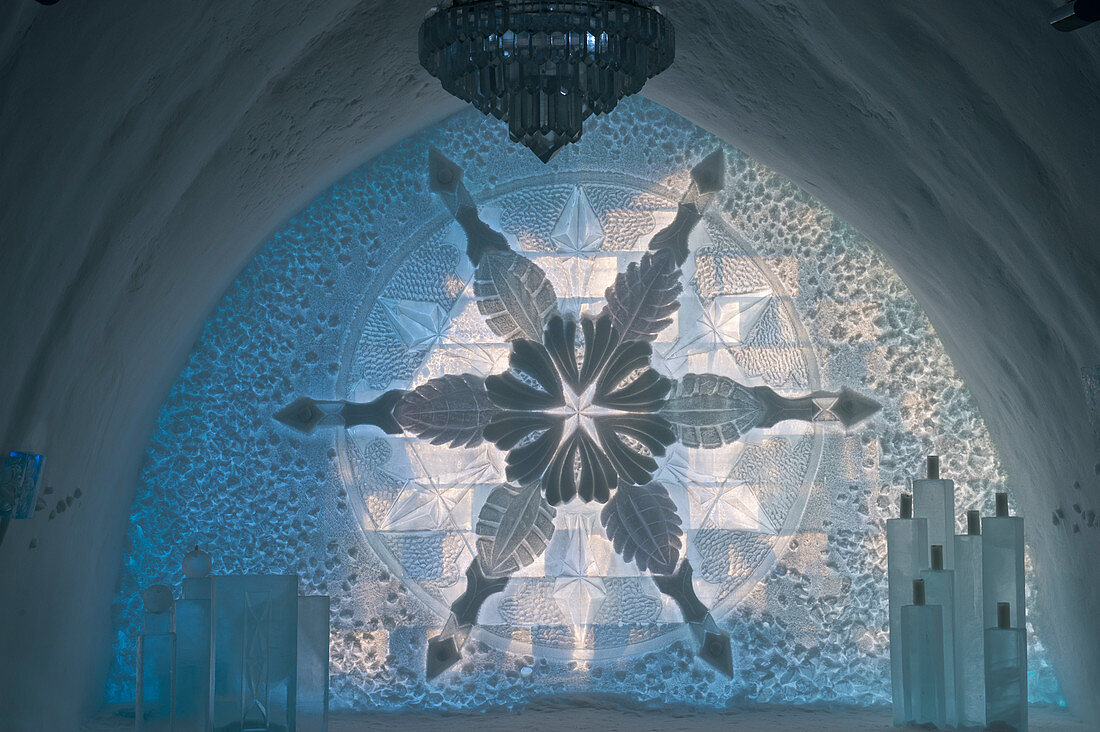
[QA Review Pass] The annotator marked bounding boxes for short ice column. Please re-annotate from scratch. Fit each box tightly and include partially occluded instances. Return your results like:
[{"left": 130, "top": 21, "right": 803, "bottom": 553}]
[
  {"left": 954, "top": 510, "right": 985, "bottom": 728},
  {"left": 913, "top": 455, "right": 955, "bottom": 569},
  {"left": 985, "top": 601, "right": 1028, "bottom": 732},
  {"left": 982, "top": 492, "right": 1025, "bottom": 632},
  {"left": 901, "top": 579, "right": 946, "bottom": 728},
  {"left": 920, "top": 544, "right": 957, "bottom": 727},
  {"left": 137, "top": 585, "right": 176, "bottom": 732},
  {"left": 174, "top": 547, "right": 213, "bottom": 732},
  {"left": 887, "top": 492, "right": 928, "bottom": 725},
  {"left": 296, "top": 595, "right": 331, "bottom": 732}
]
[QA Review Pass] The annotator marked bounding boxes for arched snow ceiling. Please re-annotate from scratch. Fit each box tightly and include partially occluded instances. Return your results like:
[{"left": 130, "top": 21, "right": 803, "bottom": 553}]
[{"left": 0, "top": 1, "right": 1097, "bottom": 728}]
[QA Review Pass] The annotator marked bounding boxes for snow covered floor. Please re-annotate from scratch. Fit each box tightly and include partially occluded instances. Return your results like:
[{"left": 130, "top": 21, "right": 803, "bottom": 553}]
[{"left": 85, "top": 701, "right": 1089, "bottom": 732}]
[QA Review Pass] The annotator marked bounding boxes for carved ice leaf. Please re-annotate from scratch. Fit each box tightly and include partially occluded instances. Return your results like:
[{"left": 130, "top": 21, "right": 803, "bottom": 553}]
[
  {"left": 475, "top": 482, "right": 557, "bottom": 577},
  {"left": 602, "top": 248, "right": 682, "bottom": 343},
  {"left": 660, "top": 373, "right": 767, "bottom": 448},
  {"left": 393, "top": 375, "right": 499, "bottom": 448},
  {"left": 600, "top": 480, "right": 683, "bottom": 575},
  {"left": 474, "top": 250, "right": 559, "bottom": 342}
]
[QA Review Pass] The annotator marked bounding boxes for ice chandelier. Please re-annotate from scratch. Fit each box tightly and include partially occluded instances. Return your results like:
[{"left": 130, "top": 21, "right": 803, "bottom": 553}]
[{"left": 419, "top": 0, "right": 675, "bottom": 162}]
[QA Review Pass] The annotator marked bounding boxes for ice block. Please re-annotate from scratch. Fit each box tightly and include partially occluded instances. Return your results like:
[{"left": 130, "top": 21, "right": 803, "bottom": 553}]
[
  {"left": 921, "top": 544, "right": 957, "bottom": 727},
  {"left": 913, "top": 455, "right": 955, "bottom": 569},
  {"left": 887, "top": 492, "right": 929, "bottom": 725},
  {"left": 985, "top": 601, "right": 1028, "bottom": 732},
  {"left": 982, "top": 492, "right": 1025, "bottom": 631},
  {"left": 954, "top": 510, "right": 985, "bottom": 727},
  {"left": 210, "top": 575, "right": 298, "bottom": 732},
  {"left": 296, "top": 595, "right": 331, "bottom": 732},
  {"left": 901, "top": 579, "right": 946, "bottom": 728}
]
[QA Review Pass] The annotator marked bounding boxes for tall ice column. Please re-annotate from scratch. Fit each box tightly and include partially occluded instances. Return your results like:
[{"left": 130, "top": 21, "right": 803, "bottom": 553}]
[
  {"left": 913, "top": 455, "right": 955, "bottom": 569},
  {"left": 137, "top": 585, "right": 176, "bottom": 732},
  {"left": 982, "top": 492, "right": 1026, "bottom": 632},
  {"left": 920, "top": 544, "right": 957, "bottom": 727},
  {"left": 887, "top": 492, "right": 928, "bottom": 725},
  {"left": 954, "top": 510, "right": 986, "bottom": 727},
  {"left": 174, "top": 547, "right": 213, "bottom": 732}
]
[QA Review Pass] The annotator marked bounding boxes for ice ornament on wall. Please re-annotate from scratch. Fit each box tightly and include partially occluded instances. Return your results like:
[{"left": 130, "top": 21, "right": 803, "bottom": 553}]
[
  {"left": 278, "top": 147, "right": 882, "bottom": 680},
  {"left": 106, "top": 98, "right": 1063, "bottom": 710}
]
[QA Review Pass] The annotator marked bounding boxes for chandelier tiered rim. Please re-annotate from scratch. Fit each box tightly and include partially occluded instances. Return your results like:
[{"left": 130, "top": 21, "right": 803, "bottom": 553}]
[{"left": 419, "top": 0, "right": 675, "bottom": 162}]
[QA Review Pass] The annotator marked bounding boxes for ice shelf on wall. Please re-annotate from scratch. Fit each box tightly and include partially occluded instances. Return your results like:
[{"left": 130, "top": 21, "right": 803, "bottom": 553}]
[
  {"left": 107, "top": 97, "right": 1063, "bottom": 711},
  {"left": 888, "top": 457, "right": 1028, "bottom": 730}
]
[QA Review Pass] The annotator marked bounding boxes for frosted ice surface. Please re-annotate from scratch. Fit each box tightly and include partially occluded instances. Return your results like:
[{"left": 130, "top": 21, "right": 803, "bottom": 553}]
[{"left": 107, "top": 98, "right": 1063, "bottom": 710}]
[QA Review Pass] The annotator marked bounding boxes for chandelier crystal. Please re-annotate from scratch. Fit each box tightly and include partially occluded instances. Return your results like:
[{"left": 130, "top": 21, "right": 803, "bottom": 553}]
[{"left": 419, "top": 1, "right": 675, "bottom": 162}]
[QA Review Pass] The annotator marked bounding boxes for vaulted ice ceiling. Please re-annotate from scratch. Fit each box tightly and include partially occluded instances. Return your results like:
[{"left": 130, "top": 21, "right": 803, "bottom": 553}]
[{"left": 1, "top": 1, "right": 1098, "bottom": 729}]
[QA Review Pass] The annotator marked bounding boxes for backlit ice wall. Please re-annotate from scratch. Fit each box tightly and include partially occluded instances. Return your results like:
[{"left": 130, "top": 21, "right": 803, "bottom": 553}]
[{"left": 107, "top": 99, "right": 1062, "bottom": 710}]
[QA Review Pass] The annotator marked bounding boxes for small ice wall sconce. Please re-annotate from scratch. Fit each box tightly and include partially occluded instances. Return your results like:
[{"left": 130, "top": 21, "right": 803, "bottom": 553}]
[{"left": 1, "top": 450, "right": 45, "bottom": 520}]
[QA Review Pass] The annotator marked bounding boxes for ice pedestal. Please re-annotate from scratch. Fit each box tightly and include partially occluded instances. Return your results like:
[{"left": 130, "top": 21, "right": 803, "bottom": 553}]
[
  {"left": 954, "top": 510, "right": 985, "bottom": 728},
  {"left": 900, "top": 579, "right": 946, "bottom": 728},
  {"left": 982, "top": 492, "right": 1025, "bottom": 632},
  {"left": 210, "top": 575, "right": 299, "bottom": 731},
  {"left": 913, "top": 455, "right": 955, "bottom": 569},
  {"left": 886, "top": 492, "right": 928, "bottom": 725},
  {"left": 920, "top": 545, "right": 957, "bottom": 727},
  {"left": 985, "top": 602, "right": 1028, "bottom": 732}
]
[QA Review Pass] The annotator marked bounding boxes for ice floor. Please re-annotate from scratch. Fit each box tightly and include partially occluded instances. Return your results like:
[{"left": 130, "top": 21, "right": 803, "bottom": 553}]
[{"left": 86, "top": 701, "right": 1086, "bottom": 732}]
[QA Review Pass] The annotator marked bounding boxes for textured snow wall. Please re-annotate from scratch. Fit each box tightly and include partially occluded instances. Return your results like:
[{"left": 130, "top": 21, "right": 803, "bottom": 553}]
[{"left": 106, "top": 101, "right": 1062, "bottom": 710}]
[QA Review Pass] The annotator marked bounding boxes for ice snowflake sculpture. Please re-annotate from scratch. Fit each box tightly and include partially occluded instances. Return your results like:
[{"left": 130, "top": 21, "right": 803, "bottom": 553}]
[{"left": 277, "top": 148, "right": 881, "bottom": 679}]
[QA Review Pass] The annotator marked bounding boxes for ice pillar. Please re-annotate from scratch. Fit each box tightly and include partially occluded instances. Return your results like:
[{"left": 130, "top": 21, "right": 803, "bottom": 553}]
[
  {"left": 887, "top": 492, "right": 928, "bottom": 725},
  {"left": 296, "top": 595, "right": 330, "bottom": 732},
  {"left": 985, "top": 601, "right": 1028, "bottom": 732},
  {"left": 900, "top": 579, "right": 946, "bottom": 728},
  {"left": 174, "top": 547, "right": 213, "bottom": 731},
  {"left": 982, "top": 492, "right": 1025, "bottom": 632},
  {"left": 954, "top": 510, "right": 985, "bottom": 727},
  {"left": 137, "top": 585, "right": 176, "bottom": 732},
  {"left": 920, "top": 544, "right": 957, "bottom": 727},
  {"left": 913, "top": 455, "right": 955, "bottom": 569}
]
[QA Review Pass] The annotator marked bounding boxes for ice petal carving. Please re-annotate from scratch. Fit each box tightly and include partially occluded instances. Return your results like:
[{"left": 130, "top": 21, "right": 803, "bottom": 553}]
[
  {"left": 393, "top": 375, "right": 499, "bottom": 448},
  {"left": 660, "top": 373, "right": 768, "bottom": 448},
  {"left": 602, "top": 248, "right": 682, "bottom": 343},
  {"left": 600, "top": 480, "right": 683, "bottom": 575},
  {"left": 498, "top": 421, "right": 566, "bottom": 486},
  {"left": 485, "top": 339, "right": 565, "bottom": 410},
  {"left": 595, "top": 344, "right": 671, "bottom": 413},
  {"left": 542, "top": 429, "right": 617, "bottom": 505},
  {"left": 474, "top": 250, "right": 559, "bottom": 342},
  {"left": 543, "top": 313, "right": 619, "bottom": 393},
  {"left": 475, "top": 482, "right": 556, "bottom": 577}
]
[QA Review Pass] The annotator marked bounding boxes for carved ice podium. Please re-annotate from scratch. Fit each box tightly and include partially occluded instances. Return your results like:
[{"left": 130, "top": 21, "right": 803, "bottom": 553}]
[{"left": 137, "top": 547, "right": 330, "bottom": 732}]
